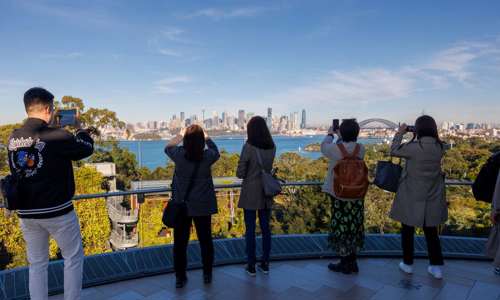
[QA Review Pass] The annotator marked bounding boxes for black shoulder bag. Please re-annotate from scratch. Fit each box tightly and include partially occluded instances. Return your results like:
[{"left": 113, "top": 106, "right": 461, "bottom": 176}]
[
  {"left": 1, "top": 133, "right": 40, "bottom": 210},
  {"left": 162, "top": 161, "right": 201, "bottom": 228}
]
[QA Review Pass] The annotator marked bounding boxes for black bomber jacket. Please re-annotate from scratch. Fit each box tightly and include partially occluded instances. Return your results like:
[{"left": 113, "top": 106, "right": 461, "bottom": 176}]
[{"left": 7, "top": 118, "right": 94, "bottom": 219}]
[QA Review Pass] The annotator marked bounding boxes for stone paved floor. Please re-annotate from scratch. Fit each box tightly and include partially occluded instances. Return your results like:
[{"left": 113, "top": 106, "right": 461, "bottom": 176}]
[{"left": 49, "top": 258, "right": 500, "bottom": 300}]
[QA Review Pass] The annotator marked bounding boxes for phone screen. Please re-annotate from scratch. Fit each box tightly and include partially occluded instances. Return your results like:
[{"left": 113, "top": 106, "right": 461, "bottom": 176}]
[
  {"left": 333, "top": 119, "right": 339, "bottom": 131},
  {"left": 58, "top": 109, "right": 77, "bottom": 127}
]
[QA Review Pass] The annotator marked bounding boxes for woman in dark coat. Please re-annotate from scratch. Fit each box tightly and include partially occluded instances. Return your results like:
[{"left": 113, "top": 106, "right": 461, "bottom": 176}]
[
  {"left": 165, "top": 125, "right": 220, "bottom": 288},
  {"left": 236, "top": 116, "right": 276, "bottom": 276}
]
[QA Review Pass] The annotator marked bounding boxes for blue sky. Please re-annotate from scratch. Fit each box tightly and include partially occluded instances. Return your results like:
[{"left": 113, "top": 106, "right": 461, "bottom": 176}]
[{"left": 1, "top": 0, "right": 500, "bottom": 125}]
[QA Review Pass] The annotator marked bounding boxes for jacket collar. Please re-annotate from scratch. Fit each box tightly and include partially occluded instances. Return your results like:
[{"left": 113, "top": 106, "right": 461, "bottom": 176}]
[{"left": 24, "top": 118, "right": 49, "bottom": 129}]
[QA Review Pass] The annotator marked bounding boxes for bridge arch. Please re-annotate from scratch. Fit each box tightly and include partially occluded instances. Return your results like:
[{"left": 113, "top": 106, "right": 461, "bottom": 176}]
[{"left": 359, "top": 118, "right": 398, "bottom": 129}]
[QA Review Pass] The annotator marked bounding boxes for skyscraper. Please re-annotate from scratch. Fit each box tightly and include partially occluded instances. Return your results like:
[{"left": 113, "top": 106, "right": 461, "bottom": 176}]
[
  {"left": 301, "top": 109, "right": 306, "bottom": 129},
  {"left": 180, "top": 112, "right": 185, "bottom": 123},
  {"left": 238, "top": 110, "right": 245, "bottom": 130},
  {"left": 267, "top": 107, "right": 273, "bottom": 129}
]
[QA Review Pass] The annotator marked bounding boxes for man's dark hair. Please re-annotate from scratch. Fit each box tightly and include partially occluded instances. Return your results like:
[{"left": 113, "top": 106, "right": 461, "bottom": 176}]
[
  {"left": 340, "top": 119, "right": 360, "bottom": 142},
  {"left": 23, "top": 87, "right": 54, "bottom": 113}
]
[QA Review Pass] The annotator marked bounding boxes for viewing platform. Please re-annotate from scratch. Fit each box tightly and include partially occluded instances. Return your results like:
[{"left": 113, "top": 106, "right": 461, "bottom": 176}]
[
  {"left": 1, "top": 180, "right": 498, "bottom": 300},
  {"left": 47, "top": 258, "right": 499, "bottom": 300}
]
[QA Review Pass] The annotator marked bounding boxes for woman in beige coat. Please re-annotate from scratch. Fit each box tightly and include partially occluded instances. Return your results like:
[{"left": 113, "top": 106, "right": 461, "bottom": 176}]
[{"left": 390, "top": 115, "right": 447, "bottom": 279}]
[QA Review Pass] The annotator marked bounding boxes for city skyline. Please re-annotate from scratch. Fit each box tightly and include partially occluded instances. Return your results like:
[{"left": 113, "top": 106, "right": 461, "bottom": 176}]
[{"left": 1, "top": 1, "right": 500, "bottom": 125}]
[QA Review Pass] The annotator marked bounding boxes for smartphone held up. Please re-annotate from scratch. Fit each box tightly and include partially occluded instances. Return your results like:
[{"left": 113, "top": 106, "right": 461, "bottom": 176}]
[
  {"left": 332, "top": 119, "right": 340, "bottom": 132},
  {"left": 55, "top": 109, "right": 78, "bottom": 127}
]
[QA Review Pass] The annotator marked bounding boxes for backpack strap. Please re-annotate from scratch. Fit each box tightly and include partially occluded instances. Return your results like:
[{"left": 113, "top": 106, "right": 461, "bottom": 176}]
[
  {"left": 337, "top": 143, "right": 360, "bottom": 159},
  {"left": 351, "top": 144, "right": 361, "bottom": 158}
]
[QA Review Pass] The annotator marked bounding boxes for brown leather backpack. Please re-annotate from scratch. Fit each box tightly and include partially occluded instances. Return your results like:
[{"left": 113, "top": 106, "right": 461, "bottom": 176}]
[{"left": 333, "top": 143, "right": 369, "bottom": 199}]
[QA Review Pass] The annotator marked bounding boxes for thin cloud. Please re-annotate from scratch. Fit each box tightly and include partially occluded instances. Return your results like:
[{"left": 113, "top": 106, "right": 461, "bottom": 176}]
[
  {"left": 277, "top": 69, "right": 413, "bottom": 105},
  {"left": 41, "top": 52, "right": 84, "bottom": 59},
  {"left": 274, "top": 37, "right": 500, "bottom": 106},
  {"left": 183, "top": 6, "right": 270, "bottom": 20},
  {"left": 424, "top": 40, "right": 500, "bottom": 82},
  {"left": 158, "top": 49, "right": 182, "bottom": 57},
  {"left": 161, "top": 27, "right": 186, "bottom": 42},
  {"left": 17, "top": 1, "right": 116, "bottom": 27},
  {"left": 153, "top": 76, "right": 191, "bottom": 94}
]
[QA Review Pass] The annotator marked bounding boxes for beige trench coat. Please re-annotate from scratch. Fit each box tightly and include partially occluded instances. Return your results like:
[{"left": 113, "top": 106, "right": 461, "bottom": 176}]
[{"left": 389, "top": 134, "right": 448, "bottom": 227}]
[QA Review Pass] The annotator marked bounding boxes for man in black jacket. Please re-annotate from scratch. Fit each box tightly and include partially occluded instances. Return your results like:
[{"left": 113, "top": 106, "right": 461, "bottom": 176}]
[{"left": 7, "top": 87, "right": 94, "bottom": 300}]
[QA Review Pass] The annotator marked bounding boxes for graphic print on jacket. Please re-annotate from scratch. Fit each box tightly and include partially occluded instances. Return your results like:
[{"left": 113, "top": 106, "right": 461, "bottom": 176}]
[{"left": 9, "top": 136, "right": 46, "bottom": 178}]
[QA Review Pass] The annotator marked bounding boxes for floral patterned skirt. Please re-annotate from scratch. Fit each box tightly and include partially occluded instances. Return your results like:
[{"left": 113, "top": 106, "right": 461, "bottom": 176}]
[{"left": 328, "top": 197, "right": 365, "bottom": 256}]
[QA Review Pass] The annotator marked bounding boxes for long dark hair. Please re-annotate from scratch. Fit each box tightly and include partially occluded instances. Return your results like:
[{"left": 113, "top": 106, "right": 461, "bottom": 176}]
[
  {"left": 410, "top": 115, "right": 443, "bottom": 148},
  {"left": 247, "top": 116, "right": 275, "bottom": 150},
  {"left": 183, "top": 125, "right": 205, "bottom": 161}
]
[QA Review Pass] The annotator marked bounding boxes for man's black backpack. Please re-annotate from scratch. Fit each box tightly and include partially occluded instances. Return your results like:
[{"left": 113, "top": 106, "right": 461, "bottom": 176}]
[
  {"left": 473, "top": 152, "right": 500, "bottom": 203},
  {"left": 0, "top": 175, "right": 20, "bottom": 210}
]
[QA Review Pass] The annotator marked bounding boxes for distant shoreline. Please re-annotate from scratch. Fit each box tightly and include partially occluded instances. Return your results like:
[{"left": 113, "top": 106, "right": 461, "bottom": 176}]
[
  {"left": 114, "top": 134, "right": 326, "bottom": 142},
  {"left": 114, "top": 135, "right": 388, "bottom": 142}
]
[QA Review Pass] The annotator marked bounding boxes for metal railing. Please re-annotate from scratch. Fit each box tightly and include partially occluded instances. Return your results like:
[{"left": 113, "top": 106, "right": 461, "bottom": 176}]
[{"left": 70, "top": 179, "right": 473, "bottom": 201}]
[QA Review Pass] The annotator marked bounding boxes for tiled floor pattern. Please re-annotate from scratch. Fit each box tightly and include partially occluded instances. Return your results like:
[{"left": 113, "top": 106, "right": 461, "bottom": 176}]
[{"left": 49, "top": 258, "right": 500, "bottom": 300}]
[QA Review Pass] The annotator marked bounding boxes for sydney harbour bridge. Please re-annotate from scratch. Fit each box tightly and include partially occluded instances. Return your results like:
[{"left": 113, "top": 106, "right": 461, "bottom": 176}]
[{"left": 358, "top": 118, "right": 398, "bottom": 129}]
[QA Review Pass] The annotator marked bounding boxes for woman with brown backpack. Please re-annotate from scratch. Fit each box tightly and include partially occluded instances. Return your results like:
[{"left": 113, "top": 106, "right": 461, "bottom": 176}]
[{"left": 321, "top": 119, "right": 369, "bottom": 274}]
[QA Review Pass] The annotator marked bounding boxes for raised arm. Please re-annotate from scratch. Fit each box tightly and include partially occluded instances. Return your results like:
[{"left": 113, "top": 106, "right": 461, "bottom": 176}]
[
  {"left": 321, "top": 127, "right": 340, "bottom": 160},
  {"left": 205, "top": 138, "right": 220, "bottom": 165},
  {"left": 164, "top": 133, "right": 184, "bottom": 163},
  {"left": 56, "top": 129, "right": 94, "bottom": 161},
  {"left": 390, "top": 124, "right": 413, "bottom": 159}
]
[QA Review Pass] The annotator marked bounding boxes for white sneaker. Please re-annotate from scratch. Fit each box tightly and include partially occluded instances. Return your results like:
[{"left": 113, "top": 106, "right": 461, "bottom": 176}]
[
  {"left": 427, "top": 266, "right": 443, "bottom": 279},
  {"left": 399, "top": 262, "right": 413, "bottom": 274}
]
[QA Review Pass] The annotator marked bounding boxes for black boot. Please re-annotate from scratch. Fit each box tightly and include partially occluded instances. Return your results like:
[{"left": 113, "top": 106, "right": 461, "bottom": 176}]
[
  {"left": 203, "top": 273, "right": 212, "bottom": 284},
  {"left": 348, "top": 253, "right": 359, "bottom": 273},
  {"left": 176, "top": 276, "right": 188, "bottom": 288},
  {"left": 328, "top": 256, "right": 351, "bottom": 274}
]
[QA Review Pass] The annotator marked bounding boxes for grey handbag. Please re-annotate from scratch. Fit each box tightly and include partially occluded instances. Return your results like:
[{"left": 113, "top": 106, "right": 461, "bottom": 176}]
[{"left": 254, "top": 147, "right": 282, "bottom": 197}]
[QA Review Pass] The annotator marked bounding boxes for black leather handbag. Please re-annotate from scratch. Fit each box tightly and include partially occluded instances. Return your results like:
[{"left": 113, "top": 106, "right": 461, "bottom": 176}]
[
  {"left": 162, "top": 162, "right": 200, "bottom": 228},
  {"left": 373, "top": 158, "right": 402, "bottom": 193}
]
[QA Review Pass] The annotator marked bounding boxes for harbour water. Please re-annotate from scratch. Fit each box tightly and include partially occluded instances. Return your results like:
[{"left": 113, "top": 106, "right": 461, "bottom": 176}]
[{"left": 119, "top": 135, "right": 383, "bottom": 170}]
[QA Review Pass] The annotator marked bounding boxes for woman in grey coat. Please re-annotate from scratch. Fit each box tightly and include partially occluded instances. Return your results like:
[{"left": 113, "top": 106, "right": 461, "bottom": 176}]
[
  {"left": 236, "top": 116, "right": 276, "bottom": 276},
  {"left": 390, "top": 115, "right": 447, "bottom": 280},
  {"left": 165, "top": 125, "right": 220, "bottom": 288}
]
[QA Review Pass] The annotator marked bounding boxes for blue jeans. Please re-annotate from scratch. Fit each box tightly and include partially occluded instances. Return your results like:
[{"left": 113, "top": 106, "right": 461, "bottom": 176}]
[{"left": 244, "top": 209, "right": 272, "bottom": 266}]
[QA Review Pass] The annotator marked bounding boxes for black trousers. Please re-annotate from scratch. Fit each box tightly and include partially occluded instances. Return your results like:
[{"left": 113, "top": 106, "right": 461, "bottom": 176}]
[
  {"left": 173, "top": 215, "right": 214, "bottom": 279},
  {"left": 401, "top": 224, "right": 444, "bottom": 266}
]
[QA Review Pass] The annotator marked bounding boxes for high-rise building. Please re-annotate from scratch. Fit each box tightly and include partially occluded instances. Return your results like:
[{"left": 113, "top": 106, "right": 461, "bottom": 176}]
[
  {"left": 301, "top": 109, "right": 306, "bottom": 129},
  {"left": 267, "top": 107, "right": 272, "bottom": 129},
  {"left": 293, "top": 112, "right": 299, "bottom": 130},
  {"left": 180, "top": 112, "right": 185, "bottom": 123},
  {"left": 238, "top": 110, "right": 246, "bottom": 129},
  {"left": 212, "top": 111, "right": 219, "bottom": 130}
]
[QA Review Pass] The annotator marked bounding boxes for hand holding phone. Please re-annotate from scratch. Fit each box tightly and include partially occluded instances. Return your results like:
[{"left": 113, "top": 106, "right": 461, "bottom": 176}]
[
  {"left": 56, "top": 109, "right": 78, "bottom": 127},
  {"left": 332, "top": 119, "right": 340, "bottom": 132}
]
